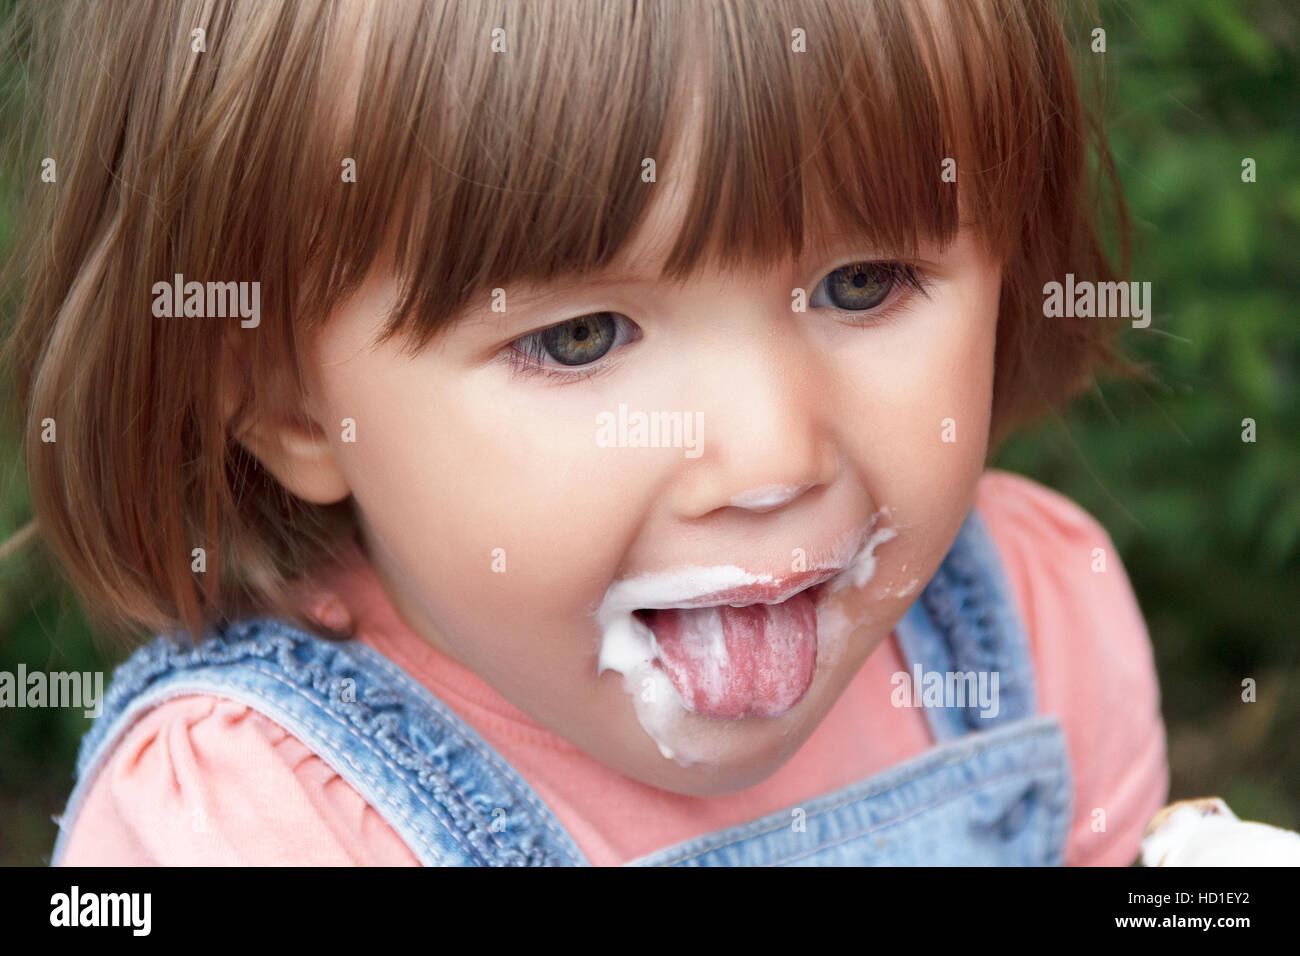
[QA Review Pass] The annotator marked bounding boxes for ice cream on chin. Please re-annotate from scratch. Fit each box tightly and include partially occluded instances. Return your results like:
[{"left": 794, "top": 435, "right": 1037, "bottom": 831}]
[{"left": 595, "top": 509, "right": 895, "bottom": 764}]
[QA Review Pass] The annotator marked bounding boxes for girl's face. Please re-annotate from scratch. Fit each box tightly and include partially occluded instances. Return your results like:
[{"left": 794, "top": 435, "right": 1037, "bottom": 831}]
[{"left": 297, "top": 119, "right": 1002, "bottom": 796}]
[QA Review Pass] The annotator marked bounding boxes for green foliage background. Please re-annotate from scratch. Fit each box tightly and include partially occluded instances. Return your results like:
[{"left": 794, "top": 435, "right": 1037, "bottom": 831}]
[{"left": 1, "top": 0, "right": 1297, "bottom": 865}]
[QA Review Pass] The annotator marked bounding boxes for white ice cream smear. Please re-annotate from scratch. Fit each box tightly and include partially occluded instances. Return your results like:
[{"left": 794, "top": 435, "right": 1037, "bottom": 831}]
[
  {"left": 730, "top": 484, "right": 806, "bottom": 511},
  {"left": 595, "top": 507, "right": 896, "bottom": 764},
  {"left": 829, "top": 519, "right": 897, "bottom": 592},
  {"left": 813, "top": 508, "right": 895, "bottom": 672}
]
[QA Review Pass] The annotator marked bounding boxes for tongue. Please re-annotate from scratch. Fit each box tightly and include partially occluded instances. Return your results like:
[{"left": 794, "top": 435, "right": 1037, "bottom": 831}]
[{"left": 646, "top": 591, "right": 818, "bottom": 719}]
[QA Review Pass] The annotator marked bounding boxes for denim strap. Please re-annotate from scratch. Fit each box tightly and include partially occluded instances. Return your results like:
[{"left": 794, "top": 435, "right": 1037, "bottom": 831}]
[{"left": 893, "top": 507, "right": 1039, "bottom": 741}]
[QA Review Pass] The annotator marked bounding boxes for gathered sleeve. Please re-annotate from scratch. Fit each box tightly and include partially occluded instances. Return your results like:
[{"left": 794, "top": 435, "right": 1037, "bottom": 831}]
[{"left": 55, "top": 694, "right": 420, "bottom": 866}]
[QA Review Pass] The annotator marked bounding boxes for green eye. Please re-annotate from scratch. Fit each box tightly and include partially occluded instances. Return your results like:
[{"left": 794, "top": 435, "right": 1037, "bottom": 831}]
[
  {"left": 817, "top": 263, "right": 894, "bottom": 310},
  {"left": 540, "top": 313, "right": 618, "bottom": 365},
  {"left": 809, "top": 261, "right": 931, "bottom": 314},
  {"left": 510, "top": 311, "right": 639, "bottom": 374}
]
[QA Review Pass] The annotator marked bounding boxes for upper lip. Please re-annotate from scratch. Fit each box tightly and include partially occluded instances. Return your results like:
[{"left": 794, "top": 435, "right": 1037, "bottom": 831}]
[
  {"left": 603, "top": 518, "right": 883, "bottom": 618},
  {"left": 640, "top": 566, "right": 841, "bottom": 610}
]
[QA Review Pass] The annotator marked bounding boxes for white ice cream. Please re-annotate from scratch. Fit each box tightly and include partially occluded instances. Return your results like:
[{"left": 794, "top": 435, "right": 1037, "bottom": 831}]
[
  {"left": 1141, "top": 797, "right": 1300, "bottom": 866},
  {"left": 730, "top": 484, "right": 807, "bottom": 511}
]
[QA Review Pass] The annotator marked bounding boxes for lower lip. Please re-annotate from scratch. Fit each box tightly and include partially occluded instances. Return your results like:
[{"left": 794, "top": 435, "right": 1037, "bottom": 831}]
[{"left": 637, "top": 583, "right": 823, "bottom": 720}]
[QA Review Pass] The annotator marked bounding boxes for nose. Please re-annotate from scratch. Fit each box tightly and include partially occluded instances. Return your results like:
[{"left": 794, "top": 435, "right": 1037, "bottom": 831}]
[{"left": 669, "top": 329, "right": 839, "bottom": 521}]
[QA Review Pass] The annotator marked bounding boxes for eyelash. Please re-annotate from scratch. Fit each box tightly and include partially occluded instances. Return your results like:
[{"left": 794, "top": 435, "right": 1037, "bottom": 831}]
[
  {"left": 500, "top": 260, "right": 933, "bottom": 383},
  {"left": 500, "top": 314, "right": 637, "bottom": 384},
  {"left": 500, "top": 349, "right": 610, "bottom": 384},
  {"left": 808, "top": 261, "right": 935, "bottom": 327}
]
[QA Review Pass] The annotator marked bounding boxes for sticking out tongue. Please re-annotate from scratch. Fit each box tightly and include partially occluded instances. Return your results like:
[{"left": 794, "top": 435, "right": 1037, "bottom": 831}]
[{"left": 644, "top": 590, "right": 818, "bottom": 720}]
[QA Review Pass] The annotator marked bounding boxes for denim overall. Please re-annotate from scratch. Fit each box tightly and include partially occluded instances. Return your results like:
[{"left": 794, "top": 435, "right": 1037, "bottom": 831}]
[{"left": 52, "top": 507, "right": 1073, "bottom": 866}]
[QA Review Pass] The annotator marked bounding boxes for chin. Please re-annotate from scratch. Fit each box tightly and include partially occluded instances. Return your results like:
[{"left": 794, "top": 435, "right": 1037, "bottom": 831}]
[
  {"left": 633, "top": 745, "right": 796, "bottom": 797},
  {"left": 610, "top": 687, "right": 836, "bottom": 797}
]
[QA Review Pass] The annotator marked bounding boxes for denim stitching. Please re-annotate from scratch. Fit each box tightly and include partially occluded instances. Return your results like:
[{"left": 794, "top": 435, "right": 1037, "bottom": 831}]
[
  {"left": 343, "top": 642, "right": 584, "bottom": 863},
  {"left": 302, "top": 636, "right": 577, "bottom": 864}
]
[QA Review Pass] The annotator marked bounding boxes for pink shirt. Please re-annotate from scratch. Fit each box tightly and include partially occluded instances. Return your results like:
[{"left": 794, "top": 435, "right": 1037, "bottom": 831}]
[{"left": 57, "top": 470, "right": 1169, "bottom": 866}]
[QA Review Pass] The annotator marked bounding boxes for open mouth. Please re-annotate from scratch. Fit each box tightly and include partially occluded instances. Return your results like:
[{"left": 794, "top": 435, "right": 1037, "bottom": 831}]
[
  {"left": 632, "top": 576, "right": 831, "bottom": 720},
  {"left": 595, "top": 510, "right": 896, "bottom": 732}
]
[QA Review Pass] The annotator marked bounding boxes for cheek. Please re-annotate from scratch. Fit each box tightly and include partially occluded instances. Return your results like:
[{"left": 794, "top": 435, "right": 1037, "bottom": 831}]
[
  {"left": 888, "top": 294, "right": 996, "bottom": 473},
  {"left": 829, "top": 268, "right": 1000, "bottom": 527},
  {"left": 309, "top": 331, "right": 652, "bottom": 653}
]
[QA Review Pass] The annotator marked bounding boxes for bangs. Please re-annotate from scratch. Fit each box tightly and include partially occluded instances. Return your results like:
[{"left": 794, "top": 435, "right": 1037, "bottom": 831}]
[{"left": 296, "top": 0, "right": 1085, "bottom": 351}]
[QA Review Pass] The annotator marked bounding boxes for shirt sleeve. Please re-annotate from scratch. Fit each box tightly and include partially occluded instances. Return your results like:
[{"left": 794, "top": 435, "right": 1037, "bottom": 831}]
[
  {"left": 976, "top": 470, "right": 1170, "bottom": 866},
  {"left": 56, "top": 694, "right": 420, "bottom": 866}
]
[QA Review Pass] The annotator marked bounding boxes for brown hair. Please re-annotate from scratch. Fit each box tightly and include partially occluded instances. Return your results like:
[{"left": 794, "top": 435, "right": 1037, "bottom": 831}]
[{"left": 0, "top": 0, "right": 1131, "bottom": 643}]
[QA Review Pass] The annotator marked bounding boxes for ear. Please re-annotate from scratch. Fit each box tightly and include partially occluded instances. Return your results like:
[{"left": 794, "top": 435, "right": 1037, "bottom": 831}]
[{"left": 220, "top": 331, "right": 351, "bottom": 506}]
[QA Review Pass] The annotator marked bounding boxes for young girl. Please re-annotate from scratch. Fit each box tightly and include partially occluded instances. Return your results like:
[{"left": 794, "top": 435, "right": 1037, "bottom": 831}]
[{"left": 3, "top": 0, "right": 1168, "bottom": 865}]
